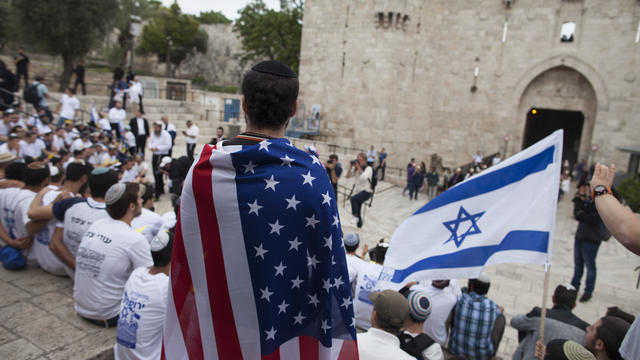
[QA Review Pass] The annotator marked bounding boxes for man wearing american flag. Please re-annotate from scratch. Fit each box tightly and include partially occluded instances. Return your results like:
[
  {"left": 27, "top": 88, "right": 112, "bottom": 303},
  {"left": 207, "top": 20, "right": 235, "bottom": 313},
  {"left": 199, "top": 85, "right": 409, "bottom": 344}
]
[{"left": 162, "top": 60, "right": 359, "bottom": 360}]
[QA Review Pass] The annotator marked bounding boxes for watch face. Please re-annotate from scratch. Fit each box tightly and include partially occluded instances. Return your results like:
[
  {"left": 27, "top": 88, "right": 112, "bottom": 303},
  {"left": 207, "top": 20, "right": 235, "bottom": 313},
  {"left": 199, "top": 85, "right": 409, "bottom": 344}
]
[{"left": 594, "top": 185, "right": 606, "bottom": 192}]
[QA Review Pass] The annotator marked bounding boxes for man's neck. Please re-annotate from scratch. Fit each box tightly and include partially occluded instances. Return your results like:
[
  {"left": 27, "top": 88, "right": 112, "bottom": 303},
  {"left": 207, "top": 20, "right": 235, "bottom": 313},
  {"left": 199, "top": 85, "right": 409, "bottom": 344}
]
[
  {"left": 24, "top": 185, "right": 43, "bottom": 193},
  {"left": 149, "top": 264, "right": 170, "bottom": 276},
  {"left": 119, "top": 213, "right": 134, "bottom": 226},
  {"left": 402, "top": 322, "right": 424, "bottom": 334},
  {"left": 91, "top": 197, "right": 105, "bottom": 203},
  {"left": 62, "top": 181, "right": 82, "bottom": 194},
  {"left": 245, "top": 124, "right": 285, "bottom": 139}
]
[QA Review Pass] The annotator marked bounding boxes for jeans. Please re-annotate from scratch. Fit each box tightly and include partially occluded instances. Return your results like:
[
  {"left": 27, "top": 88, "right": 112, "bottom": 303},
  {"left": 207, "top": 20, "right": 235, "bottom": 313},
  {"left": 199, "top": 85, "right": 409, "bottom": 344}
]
[
  {"left": 428, "top": 185, "right": 438, "bottom": 199},
  {"left": 376, "top": 164, "right": 386, "bottom": 181},
  {"left": 186, "top": 143, "right": 196, "bottom": 161},
  {"left": 350, "top": 190, "right": 372, "bottom": 219},
  {"left": 571, "top": 239, "right": 600, "bottom": 294}
]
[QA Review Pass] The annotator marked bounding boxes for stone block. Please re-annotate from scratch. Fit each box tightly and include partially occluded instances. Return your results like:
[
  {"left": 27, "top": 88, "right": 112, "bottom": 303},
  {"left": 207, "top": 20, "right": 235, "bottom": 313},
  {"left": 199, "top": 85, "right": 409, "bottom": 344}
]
[
  {"left": 0, "top": 302, "right": 48, "bottom": 331},
  {"left": 30, "top": 291, "right": 73, "bottom": 312},
  {"left": 10, "top": 271, "right": 72, "bottom": 296},
  {"left": 13, "top": 315, "right": 85, "bottom": 352},
  {"left": 0, "top": 326, "right": 17, "bottom": 346},
  {"left": 46, "top": 329, "right": 116, "bottom": 360},
  {"left": 0, "top": 283, "right": 31, "bottom": 308},
  {"left": 0, "top": 339, "right": 43, "bottom": 360}
]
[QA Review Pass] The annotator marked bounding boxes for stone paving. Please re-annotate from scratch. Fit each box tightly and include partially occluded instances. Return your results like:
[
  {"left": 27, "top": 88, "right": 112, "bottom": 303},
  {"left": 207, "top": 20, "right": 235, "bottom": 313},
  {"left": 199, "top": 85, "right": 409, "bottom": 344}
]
[{"left": 0, "top": 171, "right": 638, "bottom": 359}]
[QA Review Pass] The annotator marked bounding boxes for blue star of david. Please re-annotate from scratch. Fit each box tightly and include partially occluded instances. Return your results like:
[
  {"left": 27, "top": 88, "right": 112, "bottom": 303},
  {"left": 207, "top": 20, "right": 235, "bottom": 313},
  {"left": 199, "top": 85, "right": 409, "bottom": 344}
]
[{"left": 442, "top": 206, "right": 485, "bottom": 248}]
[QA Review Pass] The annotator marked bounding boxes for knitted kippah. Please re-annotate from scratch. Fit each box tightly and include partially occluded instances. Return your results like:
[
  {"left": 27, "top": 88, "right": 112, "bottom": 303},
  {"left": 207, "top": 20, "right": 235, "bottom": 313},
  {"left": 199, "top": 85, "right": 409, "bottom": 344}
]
[
  {"left": 407, "top": 290, "right": 431, "bottom": 321},
  {"left": 105, "top": 183, "right": 126, "bottom": 205},
  {"left": 251, "top": 60, "right": 297, "bottom": 78}
]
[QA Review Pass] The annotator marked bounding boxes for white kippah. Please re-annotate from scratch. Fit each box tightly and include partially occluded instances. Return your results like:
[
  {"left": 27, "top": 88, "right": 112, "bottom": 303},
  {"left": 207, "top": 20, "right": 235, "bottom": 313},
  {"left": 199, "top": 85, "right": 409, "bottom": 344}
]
[
  {"left": 150, "top": 230, "right": 170, "bottom": 251},
  {"left": 105, "top": 183, "right": 126, "bottom": 205}
]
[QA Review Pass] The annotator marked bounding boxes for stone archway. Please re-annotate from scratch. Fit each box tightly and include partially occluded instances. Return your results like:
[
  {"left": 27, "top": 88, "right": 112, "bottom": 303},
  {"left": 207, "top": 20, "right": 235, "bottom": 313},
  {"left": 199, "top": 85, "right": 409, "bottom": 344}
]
[{"left": 517, "top": 65, "right": 598, "bottom": 168}]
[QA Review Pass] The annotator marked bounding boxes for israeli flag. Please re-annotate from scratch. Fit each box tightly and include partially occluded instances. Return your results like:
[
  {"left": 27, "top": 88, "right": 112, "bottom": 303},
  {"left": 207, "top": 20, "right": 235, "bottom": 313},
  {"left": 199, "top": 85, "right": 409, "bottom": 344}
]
[
  {"left": 90, "top": 100, "right": 98, "bottom": 126},
  {"left": 380, "top": 130, "right": 563, "bottom": 285}
]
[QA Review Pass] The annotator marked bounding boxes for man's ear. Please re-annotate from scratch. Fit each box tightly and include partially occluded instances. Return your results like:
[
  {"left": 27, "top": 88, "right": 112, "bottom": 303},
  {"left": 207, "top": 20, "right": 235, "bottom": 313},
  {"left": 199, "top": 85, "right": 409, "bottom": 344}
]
[
  {"left": 595, "top": 339, "right": 605, "bottom": 351},
  {"left": 241, "top": 96, "right": 248, "bottom": 115},
  {"left": 289, "top": 99, "right": 298, "bottom": 118}
]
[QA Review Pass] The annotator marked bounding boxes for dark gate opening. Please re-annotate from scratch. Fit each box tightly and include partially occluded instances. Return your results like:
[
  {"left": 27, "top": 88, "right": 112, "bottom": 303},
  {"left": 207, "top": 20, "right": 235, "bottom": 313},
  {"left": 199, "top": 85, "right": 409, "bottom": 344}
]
[{"left": 523, "top": 108, "right": 584, "bottom": 168}]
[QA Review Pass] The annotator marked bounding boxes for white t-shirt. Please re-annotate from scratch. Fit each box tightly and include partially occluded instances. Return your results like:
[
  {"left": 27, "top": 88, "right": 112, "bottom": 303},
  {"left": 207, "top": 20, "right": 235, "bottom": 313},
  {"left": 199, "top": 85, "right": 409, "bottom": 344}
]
[
  {"left": 353, "top": 261, "right": 383, "bottom": 330},
  {"left": 33, "top": 188, "right": 70, "bottom": 276},
  {"left": 53, "top": 135, "right": 66, "bottom": 150},
  {"left": 473, "top": 154, "right": 483, "bottom": 164},
  {"left": 89, "top": 151, "right": 109, "bottom": 167},
  {"left": 0, "top": 121, "right": 10, "bottom": 136},
  {"left": 114, "top": 267, "right": 168, "bottom": 360},
  {"left": 148, "top": 131, "right": 172, "bottom": 155},
  {"left": 357, "top": 328, "right": 415, "bottom": 360},
  {"left": 20, "top": 139, "right": 46, "bottom": 158},
  {"left": 346, "top": 253, "right": 366, "bottom": 296},
  {"left": 121, "top": 169, "right": 137, "bottom": 183},
  {"left": 109, "top": 108, "right": 126, "bottom": 127},
  {"left": 61, "top": 197, "right": 109, "bottom": 277},
  {"left": 132, "top": 162, "right": 148, "bottom": 177},
  {"left": 59, "top": 94, "right": 80, "bottom": 119},
  {"left": 354, "top": 166, "right": 373, "bottom": 194},
  {"left": 0, "top": 143, "right": 22, "bottom": 158},
  {"left": 99, "top": 118, "right": 112, "bottom": 132},
  {"left": 70, "top": 138, "right": 84, "bottom": 153},
  {"left": 620, "top": 313, "right": 640, "bottom": 360},
  {"left": 131, "top": 208, "right": 164, "bottom": 244},
  {"left": 0, "top": 188, "right": 34, "bottom": 240},
  {"left": 160, "top": 211, "right": 176, "bottom": 232},
  {"left": 124, "top": 132, "right": 136, "bottom": 148},
  {"left": 13, "top": 189, "right": 37, "bottom": 265},
  {"left": 185, "top": 124, "right": 199, "bottom": 144},
  {"left": 136, "top": 118, "right": 146, "bottom": 136},
  {"left": 411, "top": 281, "right": 461, "bottom": 345},
  {"left": 74, "top": 218, "right": 153, "bottom": 320}
]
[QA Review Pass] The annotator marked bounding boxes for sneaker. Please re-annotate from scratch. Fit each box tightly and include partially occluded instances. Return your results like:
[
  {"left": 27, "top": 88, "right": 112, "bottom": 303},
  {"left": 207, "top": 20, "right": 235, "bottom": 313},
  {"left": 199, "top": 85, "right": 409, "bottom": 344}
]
[{"left": 579, "top": 293, "right": 592, "bottom": 302}]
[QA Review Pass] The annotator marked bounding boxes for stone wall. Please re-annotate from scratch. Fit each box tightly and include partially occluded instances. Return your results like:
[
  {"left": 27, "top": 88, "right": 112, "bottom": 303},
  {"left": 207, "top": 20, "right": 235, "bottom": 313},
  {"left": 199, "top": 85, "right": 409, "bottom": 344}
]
[{"left": 298, "top": 0, "right": 640, "bottom": 171}]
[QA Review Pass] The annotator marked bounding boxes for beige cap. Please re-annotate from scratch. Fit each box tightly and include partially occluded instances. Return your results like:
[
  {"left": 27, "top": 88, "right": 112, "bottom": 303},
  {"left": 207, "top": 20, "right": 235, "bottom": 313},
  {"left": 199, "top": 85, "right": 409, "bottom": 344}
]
[
  {"left": 368, "top": 290, "right": 409, "bottom": 329},
  {"left": 0, "top": 152, "right": 16, "bottom": 164}
]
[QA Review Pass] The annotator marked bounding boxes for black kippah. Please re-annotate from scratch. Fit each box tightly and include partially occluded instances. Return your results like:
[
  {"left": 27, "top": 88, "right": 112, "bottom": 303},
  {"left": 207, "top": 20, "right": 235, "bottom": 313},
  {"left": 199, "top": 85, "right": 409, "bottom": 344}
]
[{"left": 251, "top": 60, "right": 297, "bottom": 78}]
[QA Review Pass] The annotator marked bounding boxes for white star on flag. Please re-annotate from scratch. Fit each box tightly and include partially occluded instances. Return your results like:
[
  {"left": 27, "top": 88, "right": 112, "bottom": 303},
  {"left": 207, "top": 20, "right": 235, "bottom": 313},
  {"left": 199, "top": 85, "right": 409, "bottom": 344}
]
[
  {"left": 291, "top": 275, "right": 304, "bottom": 289},
  {"left": 293, "top": 312, "right": 306, "bottom": 325},
  {"left": 333, "top": 276, "right": 344, "bottom": 289},
  {"left": 301, "top": 171, "right": 316, "bottom": 186},
  {"left": 242, "top": 160, "right": 257, "bottom": 174},
  {"left": 254, "top": 244, "right": 268, "bottom": 259},
  {"left": 305, "top": 214, "right": 320, "bottom": 229},
  {"left": 307, "top": 252, "right": 320, "bottom": 268},
  {"left": 321, "top": 319, "right": 330, "bottom": 333},
  {"left": 247, "top": 200, "right": 263, "bottom": 215},
  {"left": 322, "top": 278, "right": 332, "bottom": 293},
  {"left": 332, "top": 215, "right": 340, "bottom": 227},
  {"left": 310, "top": 154, "right": 321, "bottom": 166},
  {"left": 341, "top": 297, "right": 352, "bottom": 309},
  {"left": 260, "top": 287, "right": 274, "bottom": 302},
  {"left": 269, "top": 220, "right": 284, "bottom": 235},
  {"left": 280, "top": 155, "right": 294, "bottom": 167},
  {"left": 289, "top": 237, "right": 302, "bottom": 251},
  {"left": 259, "top": 140, "right": 272, "bottom": 152},
  {"left": 285, "top": 194, "right": 301, "bottom": 210},
  {"left": 277, "top": 300, "right": 289, "bottom": 314},
  {"left": 265, "top": 327, "right": 277, "bottom": 340},
  {"left": 264, "top": 175, "right": 279, "bottom": 191},
  {"left": 321, "top": 191, "right": 332, "bottom": 205},
  {"left": 274, "top": 261, "right": 287, "bottom": 276},
  {"left": 323, "top": 235, "right": 332, "bottom": 249},
  {"left": 308, "top": 293, "right": 320, "bottom": 307}
]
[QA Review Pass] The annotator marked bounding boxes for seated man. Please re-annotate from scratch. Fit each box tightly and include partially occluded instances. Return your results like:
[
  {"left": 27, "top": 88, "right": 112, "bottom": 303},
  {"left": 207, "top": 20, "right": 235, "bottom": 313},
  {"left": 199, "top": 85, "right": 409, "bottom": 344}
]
[
  {"left": 542, "top": 339, "right": 595, "bottom": 360},
  {"left": 115, "top": 230, "right": 172, "bottom": 359},
  {"left": 130, "top": 183, "right": 163, "bottom": 243},
  {"left": 449, "top": 275, "right": 504, "bottom": 360},
  {"left": 413, "top": 279, "right": 461, "bottom": 346},
  {"left": 74, "top": 182, "right": 153, "bottom": 326},
  {"left": 357, "top": 290, "right": 414, "bottom": 360},
  {"left": 343, "top": 232, "right": 367, "bottom": 297},
  {"left": 398, "top": 290, "right": 444, "bottom": 360},
  {"left": 584, "top": 316, "right": 630, "bottom": 360},
  {"left": 353, "top": 241, "right": 388, "bottom": 330}
]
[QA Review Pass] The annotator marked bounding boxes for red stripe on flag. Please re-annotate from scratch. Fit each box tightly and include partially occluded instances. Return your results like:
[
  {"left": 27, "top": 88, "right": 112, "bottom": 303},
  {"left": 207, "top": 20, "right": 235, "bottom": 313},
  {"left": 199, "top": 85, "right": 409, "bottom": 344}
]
[
  {"left": 170, "top": 207, "right": 204, "bottom": 360},
  {"left": 261, "top": 348, "right": 281, "bottom": 360},
  {"left": 160, "top": 342, "right": 165, "bottom": 360},
  {"left": 337, "top": 340, "right": 359, "bottom": 360},
  {"left": 192, "top": 144, "right": 244, "bottom": 358},
  {"left": 299, "top": 336, "right": 320, "bottom": 360}
]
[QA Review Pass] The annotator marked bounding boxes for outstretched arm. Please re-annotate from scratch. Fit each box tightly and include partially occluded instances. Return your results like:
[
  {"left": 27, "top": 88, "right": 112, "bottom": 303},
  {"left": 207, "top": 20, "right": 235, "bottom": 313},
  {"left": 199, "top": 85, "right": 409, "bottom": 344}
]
[{"left": 591, "top": 163, "right": 640, "bottom": 255}]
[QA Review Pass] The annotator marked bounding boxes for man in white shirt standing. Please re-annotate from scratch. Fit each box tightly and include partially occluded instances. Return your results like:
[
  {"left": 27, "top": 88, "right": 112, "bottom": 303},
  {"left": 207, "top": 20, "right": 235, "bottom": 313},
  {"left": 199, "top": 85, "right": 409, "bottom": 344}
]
[
  {"left": 357, "top": 290, "right": 414, "bottom": 360},
  {"left": 55, "top": 87, "right": 80, "bottom": 126},
  {"left": 114, "top": 229, "right": 172, "bottom": 360},
  {"left": 182, "top": 119, "right": 199, "bottom": 161},
  {"left": 148, "top": 121, "right": 172, "bottom": 199},
  {"left": 346, "top": 152, "right": 373, "bottom": 228},
  {"left": 161, "top": 116, "right": 176, "bottom": 157},
  {"left": 74, "top": 182, "right": 153, "bottom": 327},
  {"left": 108, "top": 101, "right": 126, "bottom": 139}
]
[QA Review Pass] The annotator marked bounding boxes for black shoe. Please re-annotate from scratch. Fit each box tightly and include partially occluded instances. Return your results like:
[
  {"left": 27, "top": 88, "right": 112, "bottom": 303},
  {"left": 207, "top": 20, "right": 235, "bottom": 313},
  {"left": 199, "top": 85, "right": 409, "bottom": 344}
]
[
  {"left": 357, "top": 218, "right": 363, "bottom": 228},
  {"left": 579, "top": 293, "right": 592, "bottom": 302}
]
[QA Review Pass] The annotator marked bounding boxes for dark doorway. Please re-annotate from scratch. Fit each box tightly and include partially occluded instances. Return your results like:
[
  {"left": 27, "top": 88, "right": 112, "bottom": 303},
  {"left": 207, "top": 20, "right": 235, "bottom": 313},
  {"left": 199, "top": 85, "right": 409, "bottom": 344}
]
[{"left": 523, "top": 108, "right": 584, "bottom": 168}]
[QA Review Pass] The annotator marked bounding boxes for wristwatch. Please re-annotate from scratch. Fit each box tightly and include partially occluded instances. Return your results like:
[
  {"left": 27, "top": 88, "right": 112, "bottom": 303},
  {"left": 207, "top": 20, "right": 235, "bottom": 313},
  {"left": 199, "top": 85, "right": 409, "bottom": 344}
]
[{"left": 591, "top": 185, "right": 612, "bottom": 198}]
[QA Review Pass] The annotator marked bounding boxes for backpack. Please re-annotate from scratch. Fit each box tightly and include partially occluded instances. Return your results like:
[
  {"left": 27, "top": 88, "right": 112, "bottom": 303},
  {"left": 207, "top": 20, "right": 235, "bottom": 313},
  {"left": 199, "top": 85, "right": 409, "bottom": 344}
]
[
  {"left": 397, "top": 332, "right": 436, "bottom": 360},
  {"left": 23, "top": 83, "right": 41, "bottom": 105}
]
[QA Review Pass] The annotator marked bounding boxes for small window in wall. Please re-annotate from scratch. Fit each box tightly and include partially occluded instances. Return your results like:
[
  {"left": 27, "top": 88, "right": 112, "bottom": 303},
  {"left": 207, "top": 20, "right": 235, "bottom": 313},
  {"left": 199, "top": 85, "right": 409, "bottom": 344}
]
[{"left": 561, "top": 22, "right": 576, "bottom": 42}]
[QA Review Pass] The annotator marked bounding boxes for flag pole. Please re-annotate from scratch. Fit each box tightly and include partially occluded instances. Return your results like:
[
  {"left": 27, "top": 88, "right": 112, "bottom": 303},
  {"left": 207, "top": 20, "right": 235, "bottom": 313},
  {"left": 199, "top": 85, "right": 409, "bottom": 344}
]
[{"left": 538, "top": 263, "right": 551, "bottom": 343}]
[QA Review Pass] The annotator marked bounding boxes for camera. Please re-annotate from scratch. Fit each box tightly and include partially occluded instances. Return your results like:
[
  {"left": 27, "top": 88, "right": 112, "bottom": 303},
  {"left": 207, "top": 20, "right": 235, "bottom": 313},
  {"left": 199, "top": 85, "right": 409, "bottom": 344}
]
[{"left": 350, "top": 159, "right": 357, "bottom": 166}]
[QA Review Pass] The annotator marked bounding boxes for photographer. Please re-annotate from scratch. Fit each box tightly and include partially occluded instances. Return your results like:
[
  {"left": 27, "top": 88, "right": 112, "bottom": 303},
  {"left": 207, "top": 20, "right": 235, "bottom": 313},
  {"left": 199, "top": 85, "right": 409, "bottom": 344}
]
[
  {"left": 324, "top": 154, "right": 342, "bottom": 197},
  {"left": 347, "top": 152, "right": 372, "bottom": 228}
]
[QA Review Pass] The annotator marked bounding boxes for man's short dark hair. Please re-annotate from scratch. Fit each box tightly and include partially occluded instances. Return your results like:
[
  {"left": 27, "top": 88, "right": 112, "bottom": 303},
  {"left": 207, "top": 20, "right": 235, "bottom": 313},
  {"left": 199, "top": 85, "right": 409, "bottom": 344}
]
[
  {"left": 553, "top": 285, "right": 577, "bottom": 308},
  {"left": 89, "top": 170, "right": 118, "bottom": 198},
  {"left": 241, "top": 69, "right": 299, "bottom": 130},
  {"left": 106, "top": 182, "right": 139, "bottom": 220},
  {"left": 468, "top": 278, "right": 490, "bottom": 295},
  {"left": 596, "top": 316, "right": 631, "bottom": 360},
  {"left": 140, "top": 182, "right": 154, "bottom": 202},
  {"left": 345, "top": 244, "right": 358, "bottom": 253},
  {"left": 65, "top": 162, "right": 90, "bottom": 182},
  {"left": 5, "top": 162, "right": 25, "bottom": 181},
  {"left": 329, "top": 154, "right": 339, "bottom": 161},
  {"left": 152, "top": 231, "right": 174, "bottom": 267},
  {"left": 23, "top": 162, "right": 49, "bottom": 186}
]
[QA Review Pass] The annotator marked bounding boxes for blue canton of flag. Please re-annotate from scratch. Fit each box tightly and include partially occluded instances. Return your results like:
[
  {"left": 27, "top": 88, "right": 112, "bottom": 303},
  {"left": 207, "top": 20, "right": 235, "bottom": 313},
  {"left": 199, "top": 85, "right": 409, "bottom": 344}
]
[{"left": 231, "top": 138, "right": 357, "bottom": 355}]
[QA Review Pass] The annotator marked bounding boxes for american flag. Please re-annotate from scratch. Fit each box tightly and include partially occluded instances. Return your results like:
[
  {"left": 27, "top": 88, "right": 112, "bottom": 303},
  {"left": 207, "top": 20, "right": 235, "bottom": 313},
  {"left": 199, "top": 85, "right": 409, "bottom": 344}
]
[{"left": 162, "top": 138, "right": 359, "bottom": 359}]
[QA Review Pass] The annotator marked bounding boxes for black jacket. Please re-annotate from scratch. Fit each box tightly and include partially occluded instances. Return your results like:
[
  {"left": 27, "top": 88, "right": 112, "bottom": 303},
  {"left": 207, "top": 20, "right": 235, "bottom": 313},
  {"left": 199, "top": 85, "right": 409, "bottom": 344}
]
[
  {"left": 573, "top": 192, "right": 606, "bottom": 243},
  {"left": 129, "top": 117, "right": 149, "bottom": 138}
]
